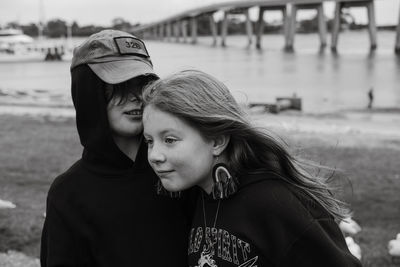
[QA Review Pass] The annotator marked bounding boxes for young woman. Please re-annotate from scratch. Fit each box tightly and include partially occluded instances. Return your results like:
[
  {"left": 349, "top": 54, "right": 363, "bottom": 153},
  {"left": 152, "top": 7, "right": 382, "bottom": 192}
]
[{"left": 142, "top": 70, "right": 362, "bottom": 267}]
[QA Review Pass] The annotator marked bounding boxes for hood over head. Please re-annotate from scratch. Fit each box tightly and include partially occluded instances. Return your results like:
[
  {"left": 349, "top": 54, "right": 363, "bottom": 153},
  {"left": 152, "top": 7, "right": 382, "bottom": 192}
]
[{"left": 71, "top": 65, "right": 147, "bottom": 171}]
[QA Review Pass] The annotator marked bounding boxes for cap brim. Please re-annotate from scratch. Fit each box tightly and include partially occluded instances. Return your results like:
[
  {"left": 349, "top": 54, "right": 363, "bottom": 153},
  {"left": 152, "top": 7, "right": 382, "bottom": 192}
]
[{"left": 88, "top": 59, "right": 158, "bottom": 84}]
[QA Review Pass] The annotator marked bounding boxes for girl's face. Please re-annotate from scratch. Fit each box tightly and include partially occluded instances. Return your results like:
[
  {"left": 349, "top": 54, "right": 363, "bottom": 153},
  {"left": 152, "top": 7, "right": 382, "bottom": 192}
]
[{"left": 143, "top": 105, "right": 215, "bottom": 193}]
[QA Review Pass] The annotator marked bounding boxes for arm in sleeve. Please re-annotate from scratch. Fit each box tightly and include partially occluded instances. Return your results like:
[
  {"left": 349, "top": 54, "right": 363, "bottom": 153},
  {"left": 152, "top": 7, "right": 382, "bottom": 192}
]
[{"left": 40, "top": 199, "right": 79, "bottom": 267}]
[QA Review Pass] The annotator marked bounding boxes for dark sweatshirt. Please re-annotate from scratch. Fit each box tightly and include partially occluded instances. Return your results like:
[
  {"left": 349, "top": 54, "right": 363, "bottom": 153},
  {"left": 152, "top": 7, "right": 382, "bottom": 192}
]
[
  {"left": 188, "top": 172, "right": 362, "bottom": 267},
  {"left": 40, "top": 65, "right": 189, "bottom": 267}
]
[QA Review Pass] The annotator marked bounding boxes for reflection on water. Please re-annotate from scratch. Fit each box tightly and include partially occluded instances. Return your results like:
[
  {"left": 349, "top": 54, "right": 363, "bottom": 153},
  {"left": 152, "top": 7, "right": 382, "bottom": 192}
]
[{"left": 0, "top": 31, "right": 399, "bottom": 113}]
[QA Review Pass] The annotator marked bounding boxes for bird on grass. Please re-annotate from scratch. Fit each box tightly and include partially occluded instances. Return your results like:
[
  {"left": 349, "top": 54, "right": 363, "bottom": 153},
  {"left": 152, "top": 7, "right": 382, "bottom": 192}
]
[
  {"left": 345, "top": 236, "right": 362, "bottom": 260},
  {"left": 339, "top": 217, "right": 362, "bottom": 236},
  {"left": 0, "top": 199, "right": 16, "bottom": 209},
  {"left": 388, "top": 233, "right": 400, "bottom": 257}
]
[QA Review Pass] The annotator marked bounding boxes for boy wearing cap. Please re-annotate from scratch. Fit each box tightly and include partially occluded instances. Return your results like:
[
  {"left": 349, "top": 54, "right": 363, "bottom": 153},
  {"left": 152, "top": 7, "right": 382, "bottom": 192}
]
[{"left": 40, "top": 30, "right": 189, "bottom": 267}]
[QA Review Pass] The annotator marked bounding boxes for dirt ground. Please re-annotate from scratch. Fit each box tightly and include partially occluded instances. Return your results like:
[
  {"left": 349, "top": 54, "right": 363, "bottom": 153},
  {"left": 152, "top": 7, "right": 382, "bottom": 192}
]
[{"left": 1, "top": 108, "right": 399, "bottom": 266}]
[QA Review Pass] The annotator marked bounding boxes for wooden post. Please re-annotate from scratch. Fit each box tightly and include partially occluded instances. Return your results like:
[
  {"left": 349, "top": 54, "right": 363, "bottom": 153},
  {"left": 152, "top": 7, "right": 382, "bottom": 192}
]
[
  {"left": 245, "top": 8, "right": 253, "bottom": 46},
  {"left": 331, "top": 2, "right": 342, "bottom": 52},
  {"left": 367, "top": 0, "right": 377, "bottom": 50},
  {"left": 317, "top": 4, "right": 327, "bottom": 48},
  {"left": 396, "top": 4, "right": 400, "bottom": 54},
  {"left": 256, "top": 7, "right": 265, "bottom": 49},
  {"left": 209, "top": 14, "right": 218, "bottom": 46},
  {"left": 190, "top": 17, "right": 198, "bottom": 44},
  {"left": 221, "top": 11, "right": 229, "bottom": 47}
]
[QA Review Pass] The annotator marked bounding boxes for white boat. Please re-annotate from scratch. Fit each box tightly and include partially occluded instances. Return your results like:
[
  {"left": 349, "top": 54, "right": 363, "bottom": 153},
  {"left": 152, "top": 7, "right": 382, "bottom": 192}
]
[
  {"left": 0, "top": 28, "right": 46, "bottom": 62},
  {"left": 0, "top": 28, "right": 72, "bottom": 62},
  {"left": 0, "top": 28, "right": 34, "bottom": 46}
]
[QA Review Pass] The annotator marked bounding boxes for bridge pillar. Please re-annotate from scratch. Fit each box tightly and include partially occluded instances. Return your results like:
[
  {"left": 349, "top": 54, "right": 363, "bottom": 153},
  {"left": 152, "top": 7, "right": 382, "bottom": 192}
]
[
  {"left": 221, "top": 8, "right": 253, "bottom": 47},
  {"left": 173, "top": 22, "right": 181, "bottom": 42},
  {"left": 286, "top": 4, "right": 296, "bottom": 51},
  {"left": 166, "top": 22, "right": 172, "bottom": 42},
  {"left": 152, "top": 27, "right": 157, "bottom": 39},
  {"left": 331, "top": 0, "right": 377, "bottom": 53},
  {"left": 286, "top": 3, "right": 327, "bottom": 52},
  {"left": 221, "top": 11, "right": 229, "bottom": 47},
  {"left": 367, "top": 1, "right": 377, "bottom": 50},
  {"left": 155, "top": 26, "right": 159, "bottom": 40},
  {"left": 331, "top": 2, "right": 342, "bottom": 52},
  {"left": 159, "top": 24, "right": 164, "bottom": 40},
  {"left": 396, "top": 3, "right": 400, "bottom": 54},
  {"left": 245, "top": 9, "right": 253, "bottom": 46},
  {"left": 190, "top": 17, "right": 198, "bottom": 44},
  {"left": 256, "top": 5, "right": 287, "bottom": 50},
  {"left": 209, "top": 14, "right": 218, "bottom": 46},
  {"left": 256, "top": 7, "right": 265, "bottom": 49},
  {"left": 181, "top": 20, "right": 188, "bottom": 43},
  {"left": 317, "top": 4, "right": 327, "bottom": 48}
]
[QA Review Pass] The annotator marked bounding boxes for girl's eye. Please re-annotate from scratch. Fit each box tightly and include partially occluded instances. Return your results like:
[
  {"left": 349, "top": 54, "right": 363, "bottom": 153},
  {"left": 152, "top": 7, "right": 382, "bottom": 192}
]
[
  {"left": 144, "top": 138, "right": 153, "bottom": 145},
  {"left": 165, "top": 137, "right": 177, "bottom": 144}
]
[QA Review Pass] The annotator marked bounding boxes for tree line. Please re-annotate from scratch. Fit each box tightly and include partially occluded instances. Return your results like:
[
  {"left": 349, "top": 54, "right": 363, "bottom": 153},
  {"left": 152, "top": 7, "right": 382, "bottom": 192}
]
[{"left": 3, "top": 18, "right": 138, "bottom": 38}]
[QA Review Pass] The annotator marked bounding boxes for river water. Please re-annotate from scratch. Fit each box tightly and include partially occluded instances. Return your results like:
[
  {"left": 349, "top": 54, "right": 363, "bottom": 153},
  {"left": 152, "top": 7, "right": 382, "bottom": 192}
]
[{"left": 0, "top": 30, "right": 399, "bottom": 113}]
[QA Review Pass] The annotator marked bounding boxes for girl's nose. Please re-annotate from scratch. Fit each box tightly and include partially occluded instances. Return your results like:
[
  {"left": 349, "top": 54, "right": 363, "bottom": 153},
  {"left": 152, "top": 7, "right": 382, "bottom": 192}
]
[{"left": 148, "top": 145, "right": 166, "bottom": 164}]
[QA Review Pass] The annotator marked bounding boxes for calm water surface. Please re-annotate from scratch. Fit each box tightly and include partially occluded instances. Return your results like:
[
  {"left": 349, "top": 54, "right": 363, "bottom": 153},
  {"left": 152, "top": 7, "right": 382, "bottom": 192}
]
[{"left": 0, "top": 30, "right": 399, "bottom": 113}]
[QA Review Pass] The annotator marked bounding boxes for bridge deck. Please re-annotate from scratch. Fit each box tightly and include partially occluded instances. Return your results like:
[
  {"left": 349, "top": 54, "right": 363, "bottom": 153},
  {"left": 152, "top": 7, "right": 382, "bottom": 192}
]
[{"left": 134, "top": 0, "right": 376, "bottom": 30}]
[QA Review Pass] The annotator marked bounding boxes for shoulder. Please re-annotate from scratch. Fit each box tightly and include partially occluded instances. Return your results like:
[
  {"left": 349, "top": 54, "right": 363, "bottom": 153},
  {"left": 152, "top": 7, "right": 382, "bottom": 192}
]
[
  {"left": 238, "top": 174, "right": 301, "bottom": 210},
  {"left": 238, "top": 172, "right": 330, "bottom": 219},
  {"left": 236, "top": 173, "right": 317, "bottom": 225},
  {"left": 47, "top": 160, "right": 86, "bottom": 201}
]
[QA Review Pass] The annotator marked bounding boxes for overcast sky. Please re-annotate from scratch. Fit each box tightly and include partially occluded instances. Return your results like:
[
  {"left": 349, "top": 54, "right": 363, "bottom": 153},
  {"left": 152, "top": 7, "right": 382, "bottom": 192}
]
[{"left": 0, "top": 0, "right": 399, "bottom": 27}]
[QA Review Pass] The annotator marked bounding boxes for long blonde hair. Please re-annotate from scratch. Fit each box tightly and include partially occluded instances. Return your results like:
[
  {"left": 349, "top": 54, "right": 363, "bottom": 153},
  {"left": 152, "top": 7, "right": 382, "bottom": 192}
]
[{"left": 143, "top": 69, "right": 350, "bottom": 220}]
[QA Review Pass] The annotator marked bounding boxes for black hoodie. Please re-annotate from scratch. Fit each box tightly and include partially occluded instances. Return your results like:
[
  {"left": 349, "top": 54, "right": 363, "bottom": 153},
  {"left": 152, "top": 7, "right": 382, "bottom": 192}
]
[
  {"left": 40, "top": 65, "right": 189, "bottom": 267},
  {"left": 188, "top": 172, "right": 362, "bottom": 267}
]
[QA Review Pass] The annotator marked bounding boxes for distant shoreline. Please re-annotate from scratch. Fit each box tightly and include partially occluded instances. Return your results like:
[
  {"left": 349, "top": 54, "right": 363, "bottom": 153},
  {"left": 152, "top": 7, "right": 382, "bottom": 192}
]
[{"left": 1, "top": 102, "right": 399, "bottom": 144}]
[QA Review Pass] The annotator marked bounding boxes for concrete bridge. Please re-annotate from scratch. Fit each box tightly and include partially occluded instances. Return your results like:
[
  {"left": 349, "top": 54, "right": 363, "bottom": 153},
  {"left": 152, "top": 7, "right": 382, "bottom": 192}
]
[{"left": 132, "top": 0, "right": 400, "bottom": 54}]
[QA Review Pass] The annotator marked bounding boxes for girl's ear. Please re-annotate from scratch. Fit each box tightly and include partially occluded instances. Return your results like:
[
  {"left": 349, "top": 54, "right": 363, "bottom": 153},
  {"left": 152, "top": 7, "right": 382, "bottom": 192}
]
[{"left": 212, "top": 135, "right": 230, "bottom": 156}]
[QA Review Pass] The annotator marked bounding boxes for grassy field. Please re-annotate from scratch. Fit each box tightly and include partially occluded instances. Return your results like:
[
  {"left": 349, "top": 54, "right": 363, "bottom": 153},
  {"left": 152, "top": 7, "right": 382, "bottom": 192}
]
[{"left": 0, "top": 113, "right": 399, "bottom": 266}]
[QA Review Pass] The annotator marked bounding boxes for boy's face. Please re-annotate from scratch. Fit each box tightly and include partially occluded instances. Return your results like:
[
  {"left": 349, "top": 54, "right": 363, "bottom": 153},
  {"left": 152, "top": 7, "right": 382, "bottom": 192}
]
[{"left": 106, "top": 84, "right": 144, "bottom": 139}]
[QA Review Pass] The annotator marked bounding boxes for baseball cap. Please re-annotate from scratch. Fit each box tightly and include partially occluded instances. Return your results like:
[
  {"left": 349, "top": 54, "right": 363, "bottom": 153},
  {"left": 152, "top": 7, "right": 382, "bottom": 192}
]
[{"left": 71, "top": 29, "right": 157, "bottom": 84}]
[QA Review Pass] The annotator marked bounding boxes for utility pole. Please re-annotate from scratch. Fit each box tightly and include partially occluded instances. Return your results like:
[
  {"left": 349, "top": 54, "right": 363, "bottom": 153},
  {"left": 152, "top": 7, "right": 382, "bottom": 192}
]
[{"left": 38, "top": 0, "right": 45, "bottom": 40}]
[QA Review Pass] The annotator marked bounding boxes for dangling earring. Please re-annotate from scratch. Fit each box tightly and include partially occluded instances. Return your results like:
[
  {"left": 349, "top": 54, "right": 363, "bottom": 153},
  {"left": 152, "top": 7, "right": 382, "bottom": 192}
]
[
  {"left": 156, "top": 180, "right": 181, "bottom": 198},
  {"left": 211, "top": 163, "right": 238, "bottom": 200}
]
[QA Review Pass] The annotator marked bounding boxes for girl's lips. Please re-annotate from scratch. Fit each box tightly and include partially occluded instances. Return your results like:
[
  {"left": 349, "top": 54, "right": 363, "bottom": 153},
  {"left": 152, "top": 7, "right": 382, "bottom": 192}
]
[{"left": 156, "top": 170, "right": 174, "bottom": 176}]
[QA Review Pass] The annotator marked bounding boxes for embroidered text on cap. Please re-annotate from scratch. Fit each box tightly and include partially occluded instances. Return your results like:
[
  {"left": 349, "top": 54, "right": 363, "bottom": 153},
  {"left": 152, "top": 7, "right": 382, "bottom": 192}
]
[{"left": 114, "top": 37, "right": 149, "bottom": 58}]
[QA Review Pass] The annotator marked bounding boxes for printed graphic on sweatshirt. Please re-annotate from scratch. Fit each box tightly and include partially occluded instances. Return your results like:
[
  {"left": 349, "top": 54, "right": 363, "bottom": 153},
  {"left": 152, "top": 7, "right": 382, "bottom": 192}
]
[{"left": 188, "top": 226, "right": 259, "bottom": 267}]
